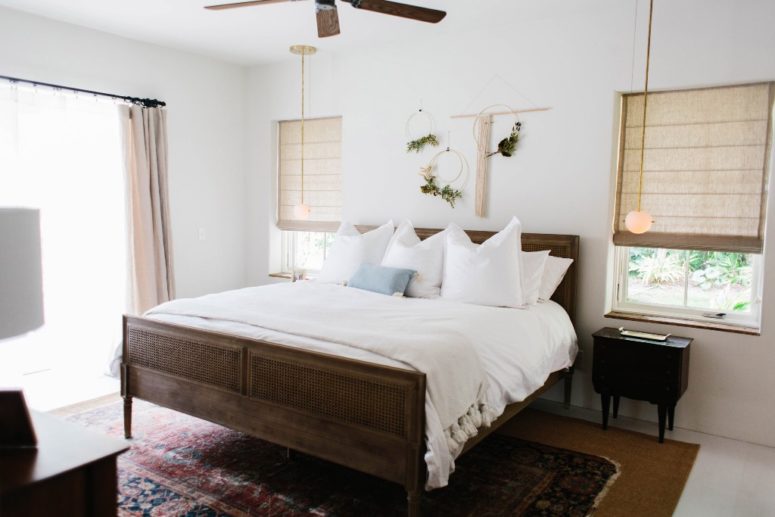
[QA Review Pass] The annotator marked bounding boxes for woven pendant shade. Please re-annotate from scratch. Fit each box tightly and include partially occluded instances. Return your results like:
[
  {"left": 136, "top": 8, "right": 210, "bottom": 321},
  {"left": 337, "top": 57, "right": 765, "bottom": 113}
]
[{"left": 613, "top": 82, "right": 775, "bottom": 253}]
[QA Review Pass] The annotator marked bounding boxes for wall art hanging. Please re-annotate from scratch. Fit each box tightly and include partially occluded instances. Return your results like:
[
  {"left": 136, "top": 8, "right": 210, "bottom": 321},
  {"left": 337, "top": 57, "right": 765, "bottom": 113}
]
[
  {"left": 419, "top": 145, "right": 469, "bottom": 208},
  {"left": 452, "top": 74, "right": 551, "bottom": 217},
  {"left": 405, "top": 108, "right": 439, "bottom": 153}
]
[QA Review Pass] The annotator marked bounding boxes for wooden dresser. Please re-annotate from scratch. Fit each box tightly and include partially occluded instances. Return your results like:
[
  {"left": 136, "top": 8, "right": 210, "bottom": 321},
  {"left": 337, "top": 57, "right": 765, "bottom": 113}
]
[
  {"left": 0, "top": 411, "right": 128, "bottom": 516},
  {"left": 592, "top": 327, "right": 691, "bottom": 443}
]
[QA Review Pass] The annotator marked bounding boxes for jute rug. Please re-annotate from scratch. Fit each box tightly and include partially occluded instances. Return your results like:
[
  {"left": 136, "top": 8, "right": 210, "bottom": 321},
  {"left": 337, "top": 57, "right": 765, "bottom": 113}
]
[
  {"left": 499, "top": 408, "right": 699, "bottom": 517},
  {"left": 65, "top": 400, "right": 620, "bottom": 516}
]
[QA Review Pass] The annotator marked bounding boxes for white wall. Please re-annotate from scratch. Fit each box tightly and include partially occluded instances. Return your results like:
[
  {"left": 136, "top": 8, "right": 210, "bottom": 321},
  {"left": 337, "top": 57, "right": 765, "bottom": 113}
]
[
  {"left": 0, "top": 6, "right": 248, "bottom": 298},
  {"left": 246, "top": 0, "right": 775, "bottom": 447}
]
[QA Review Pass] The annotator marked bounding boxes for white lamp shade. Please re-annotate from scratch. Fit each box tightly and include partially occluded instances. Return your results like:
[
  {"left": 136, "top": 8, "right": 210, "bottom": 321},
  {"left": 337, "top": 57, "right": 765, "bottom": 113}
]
[
  {"left": 293, "top": 203, "right": 311, "bottom": 220},
  {"left": 0, "top": 208, "right": 44, "bottom": 339},
  {"left": 625, "top": 210, "right": 653, "bottom": 234}
]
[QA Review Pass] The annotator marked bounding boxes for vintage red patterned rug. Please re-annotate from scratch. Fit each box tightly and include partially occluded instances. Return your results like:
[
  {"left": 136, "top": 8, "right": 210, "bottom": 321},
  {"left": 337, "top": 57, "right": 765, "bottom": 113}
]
[{"left": 67, "top": 401, "right": 619, "bottom": 516}]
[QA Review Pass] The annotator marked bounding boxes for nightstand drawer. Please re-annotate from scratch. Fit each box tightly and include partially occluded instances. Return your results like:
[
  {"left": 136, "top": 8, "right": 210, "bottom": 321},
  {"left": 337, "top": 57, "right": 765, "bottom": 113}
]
[{"left": 594, "top": 337, "right": 679, "bottom": 373}]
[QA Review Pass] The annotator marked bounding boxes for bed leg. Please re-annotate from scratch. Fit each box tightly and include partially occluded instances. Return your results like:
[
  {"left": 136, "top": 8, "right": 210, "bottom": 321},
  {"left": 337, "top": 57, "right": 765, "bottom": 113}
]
[
  {"left": 563, "top": 367, "right": 573, "bottom": 409},
  {"left": 406, "top": 488, "right": 421, "bottom": 517},
  {"left": 123, "top": 396, "right": 133, "bottom": 439}
]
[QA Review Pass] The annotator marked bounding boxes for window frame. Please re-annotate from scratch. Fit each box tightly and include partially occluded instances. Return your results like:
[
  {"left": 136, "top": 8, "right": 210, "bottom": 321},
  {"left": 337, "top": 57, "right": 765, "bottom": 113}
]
[
  {"left": 279, "top": 229, "right": 336, "bottom": 276},
  {"left": 610, "top": 245, "right": 764, "bottom": 331}
]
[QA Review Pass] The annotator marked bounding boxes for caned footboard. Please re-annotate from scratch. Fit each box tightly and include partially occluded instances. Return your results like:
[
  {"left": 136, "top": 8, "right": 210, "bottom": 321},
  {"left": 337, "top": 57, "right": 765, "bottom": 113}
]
[{"left": 121, "top": 315, "right": 427, "bottom": 508}]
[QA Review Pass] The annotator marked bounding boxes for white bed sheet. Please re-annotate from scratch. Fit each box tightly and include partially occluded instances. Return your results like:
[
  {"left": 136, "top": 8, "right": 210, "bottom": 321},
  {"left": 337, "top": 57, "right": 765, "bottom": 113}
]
[{"left": 146, "top": 285, "right": 577, "bottom": 489}]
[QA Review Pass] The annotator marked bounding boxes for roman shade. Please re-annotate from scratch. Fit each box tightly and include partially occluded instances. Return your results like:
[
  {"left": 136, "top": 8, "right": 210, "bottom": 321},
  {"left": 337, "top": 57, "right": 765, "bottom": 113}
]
[
  {"left": 277, "top": 116, "right": 342, "bottom": 231},
  {"left": 613, "top": 82, "right": 775, "bottom": 253}
]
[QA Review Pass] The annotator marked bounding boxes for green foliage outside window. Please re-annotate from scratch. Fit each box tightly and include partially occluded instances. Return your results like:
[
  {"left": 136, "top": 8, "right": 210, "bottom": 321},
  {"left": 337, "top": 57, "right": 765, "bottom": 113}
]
[{"left": 626, "top": 247, "right": 753, "bottom": 313}]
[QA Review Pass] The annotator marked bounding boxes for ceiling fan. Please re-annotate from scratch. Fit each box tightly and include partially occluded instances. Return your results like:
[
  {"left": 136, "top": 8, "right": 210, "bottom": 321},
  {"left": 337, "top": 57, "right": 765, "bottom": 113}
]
[{"left": 204, "top": 0, "right": 447, "bottom": 38}]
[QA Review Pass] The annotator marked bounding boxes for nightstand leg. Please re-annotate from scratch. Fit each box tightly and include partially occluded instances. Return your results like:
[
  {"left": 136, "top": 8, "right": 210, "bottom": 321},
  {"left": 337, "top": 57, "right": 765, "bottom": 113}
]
[
  {"left": 601, "top": 392, "right": 611, "bottom": 430},
  {"left": 668, "top": 404, "right": 675, "bottom": 431},
  {"left": 612, "top": 395, "right": 620, "bottom": 419},
  {"left": 657, "top": 404, "right": 667, "bottom": 443}
]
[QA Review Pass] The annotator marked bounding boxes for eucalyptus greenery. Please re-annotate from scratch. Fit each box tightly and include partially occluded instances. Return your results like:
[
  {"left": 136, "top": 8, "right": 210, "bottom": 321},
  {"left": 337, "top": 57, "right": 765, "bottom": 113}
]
[
  {"left": 488, "top": 121, "right": 522, "bottom": 158},
  {"left": 406, "top": 133, "right": 439, "bottom": 153},
  {"left": 420, "top": 174, "right": 462, "bottom": 208}
]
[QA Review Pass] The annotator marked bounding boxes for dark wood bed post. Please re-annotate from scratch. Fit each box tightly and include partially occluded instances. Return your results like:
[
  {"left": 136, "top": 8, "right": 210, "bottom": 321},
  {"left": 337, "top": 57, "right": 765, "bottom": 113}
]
[
  {"left": 407, "top": 490, "right": 421, "bottom": 517},
  {"left": 405, "top": 377, "right": 426, "bottom": 517},
  {"left": 563, "top": 366, "right": 574, "bottom": 409},
  {"left": 121, "top": 316, "right": 133, "bottom": 439}
]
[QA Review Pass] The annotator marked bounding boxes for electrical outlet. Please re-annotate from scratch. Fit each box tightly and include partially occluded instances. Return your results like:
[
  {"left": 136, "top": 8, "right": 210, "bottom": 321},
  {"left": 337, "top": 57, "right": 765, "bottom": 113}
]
[{"left": 198, "top": 228, "right": 206, "bottom": 241}]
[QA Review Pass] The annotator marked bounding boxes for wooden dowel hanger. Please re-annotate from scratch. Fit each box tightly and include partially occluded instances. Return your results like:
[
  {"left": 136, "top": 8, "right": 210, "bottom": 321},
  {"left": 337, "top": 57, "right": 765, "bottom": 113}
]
[{"left": 451, "top": 107, "right": 551, "bottom": 119}]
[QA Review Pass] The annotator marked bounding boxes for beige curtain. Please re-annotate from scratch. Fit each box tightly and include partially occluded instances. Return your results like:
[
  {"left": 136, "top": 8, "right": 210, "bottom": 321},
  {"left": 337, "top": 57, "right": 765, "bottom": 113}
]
[
  {"left": 120, "top": 105, "right": 175, "bottom": 314},
  {"left": 613, "top": 82, "right": 774, "bottom": 253}
]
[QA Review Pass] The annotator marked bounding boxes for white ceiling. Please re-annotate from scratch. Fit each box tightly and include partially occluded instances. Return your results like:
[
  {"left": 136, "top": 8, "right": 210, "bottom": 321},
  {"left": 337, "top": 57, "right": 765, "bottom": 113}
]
[{"left": 0, "top": 0, "right": 572, "bottom": 65}]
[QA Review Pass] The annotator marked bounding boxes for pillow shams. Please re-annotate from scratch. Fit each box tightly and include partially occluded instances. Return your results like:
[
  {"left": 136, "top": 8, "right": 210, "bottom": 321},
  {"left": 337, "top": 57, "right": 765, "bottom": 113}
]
[
  {"left": 348, "top": 264, "right": 416, "bottom": 296},
  {"left": 318, "top": 221, "right": 394, "bottom": 284},
  {"left": 440, "top": 217, "right": 525, "bottom": 308},
  {"left": 521, "top": 250, "right": 550, "bottom": 305},
  {"left": 381, "top": 221, "right": 445, "bottom": 298},
  {"left": 539, "top": 255, "right": 574, "bottom": 302}
]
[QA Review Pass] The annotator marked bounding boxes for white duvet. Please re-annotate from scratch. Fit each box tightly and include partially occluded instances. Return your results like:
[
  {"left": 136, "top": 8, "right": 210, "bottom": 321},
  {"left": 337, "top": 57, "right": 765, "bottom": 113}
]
[{"left": 146, "top": 282, "right": 577, "bottom": 489}]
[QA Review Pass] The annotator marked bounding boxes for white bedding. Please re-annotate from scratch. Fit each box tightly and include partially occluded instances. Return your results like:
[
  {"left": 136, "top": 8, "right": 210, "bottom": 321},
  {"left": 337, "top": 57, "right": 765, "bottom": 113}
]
[{"left": 145, "top": 282, "right": 577, "bottom": 490}]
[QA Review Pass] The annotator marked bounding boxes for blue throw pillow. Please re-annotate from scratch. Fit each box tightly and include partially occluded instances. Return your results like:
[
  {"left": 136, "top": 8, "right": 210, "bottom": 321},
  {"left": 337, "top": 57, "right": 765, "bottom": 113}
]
[{"left": 348, "top": 264, "right": 416, "bottom": 296}]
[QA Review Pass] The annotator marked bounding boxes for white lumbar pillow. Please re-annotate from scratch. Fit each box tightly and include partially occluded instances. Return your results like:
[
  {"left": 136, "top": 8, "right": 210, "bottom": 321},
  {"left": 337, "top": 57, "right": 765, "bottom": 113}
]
[
  {"left": 318, "top": 221, "right": 394, "bottom": 284},
  {"left": 539, "top": 256, "right": 574, "bottom": 302},
  {"left": 381, "top": 221, "right": 445, "bottom": 298},
  {"left": 521, "top": 250, "right": 551, "bottom": 305},
  {"left": 441, "top": 217, "right": 525, "bottom": 308}
]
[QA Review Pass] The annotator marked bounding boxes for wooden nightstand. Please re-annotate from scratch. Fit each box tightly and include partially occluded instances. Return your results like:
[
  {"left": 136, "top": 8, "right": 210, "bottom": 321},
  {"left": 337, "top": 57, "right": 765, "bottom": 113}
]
[
  {"left": 0, "top": 411, "right": 129, "bottom": 516},
  {"left": 592, "top": 327, "right": 691, "bottom": 443}
]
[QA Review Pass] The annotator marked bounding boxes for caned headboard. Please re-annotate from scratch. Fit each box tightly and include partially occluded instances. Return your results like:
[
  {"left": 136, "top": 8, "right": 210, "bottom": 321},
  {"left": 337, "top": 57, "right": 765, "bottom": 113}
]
[{"left": 357, "top": 225, "right": 580, "bottom": 322}]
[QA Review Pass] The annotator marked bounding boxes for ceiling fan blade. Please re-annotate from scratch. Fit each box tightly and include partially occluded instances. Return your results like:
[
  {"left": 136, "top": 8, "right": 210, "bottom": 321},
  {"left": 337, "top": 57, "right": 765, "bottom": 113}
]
[
  {"left": 316, "top": 4, "right": 341, "bottom": 38},
  {"left": 205, "top": 0, "right": 297, "bottom": 11},
  {"left": 344, "top": 0, "right": 446, "bottom": 23}
]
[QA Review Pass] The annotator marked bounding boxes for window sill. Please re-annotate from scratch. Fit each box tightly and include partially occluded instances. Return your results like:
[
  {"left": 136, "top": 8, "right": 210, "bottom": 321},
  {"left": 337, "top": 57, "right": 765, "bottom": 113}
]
[
  {"left": 605, "top": 310, "right": 760, "bottom": 336},
  {"left": 269, "top": 272, "right": 319, "bottom": 281},
  {"left": 269, "top": 272, "right": 293, "bottom": 281}
]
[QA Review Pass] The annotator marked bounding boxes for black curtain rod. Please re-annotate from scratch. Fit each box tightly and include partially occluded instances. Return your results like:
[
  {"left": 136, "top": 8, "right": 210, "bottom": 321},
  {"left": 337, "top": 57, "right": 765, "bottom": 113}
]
[{"left": 0, "top": 74, "right": 166, "bottom": 108}]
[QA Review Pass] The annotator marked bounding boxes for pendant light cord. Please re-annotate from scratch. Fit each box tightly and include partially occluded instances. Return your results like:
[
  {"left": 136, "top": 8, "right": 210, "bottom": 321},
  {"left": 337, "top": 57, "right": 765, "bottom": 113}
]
[
  {"left": 637, "top": 0, "right": 654, "bottom": 212},
  {"left": 301, "top": 51, "right": 306, "bottom": 206}
]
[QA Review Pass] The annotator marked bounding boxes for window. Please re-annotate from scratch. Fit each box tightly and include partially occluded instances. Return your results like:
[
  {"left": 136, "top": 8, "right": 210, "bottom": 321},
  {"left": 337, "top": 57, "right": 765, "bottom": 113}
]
[
  {"left": 610, "top": 82, "right": 774, "bottom": 331},
  {"left": 613, "top": 247, "right": 762, "bottom": 328},
  {"left": 0, "top": 82, "right": 127, "bottom": 383},
  {"left": 280, "top": 231, "right": 336, "bottom": 274},
  {"left": 276, "top": 116, "right": 342, "bottom": 273}
]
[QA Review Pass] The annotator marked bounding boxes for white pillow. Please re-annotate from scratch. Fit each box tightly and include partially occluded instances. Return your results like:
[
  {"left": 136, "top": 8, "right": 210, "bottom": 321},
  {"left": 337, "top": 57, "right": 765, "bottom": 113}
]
[
  {"left": 539, "top": 256, "right": 574, "bottom": 302},
  {"left": 318, "top": 221, "right": 394, "bottom": 284},
  {"left": 441, "top": 217, "right": 525, "bottom": 308},
  {"left": 521, "top": 250, "right": 550, "bottom": 305},
  {"left": 381, "top": 221, "right": 445, "bottom": 298}
]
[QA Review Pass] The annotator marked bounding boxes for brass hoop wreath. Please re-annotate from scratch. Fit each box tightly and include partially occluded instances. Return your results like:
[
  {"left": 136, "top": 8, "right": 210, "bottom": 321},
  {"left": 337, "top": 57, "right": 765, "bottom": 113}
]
[
  {"left": 419, "top": 147, "right": 469, "bottom": 208},
  {"left": 405, "top": 109, "right": 439, "bottom": 153}
]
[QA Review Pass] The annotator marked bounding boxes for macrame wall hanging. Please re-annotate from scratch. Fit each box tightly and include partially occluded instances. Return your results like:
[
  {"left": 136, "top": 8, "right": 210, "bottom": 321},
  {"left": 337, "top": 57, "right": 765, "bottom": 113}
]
[{"left": 452, "top": 75, "right": 551, "bottom": 217}]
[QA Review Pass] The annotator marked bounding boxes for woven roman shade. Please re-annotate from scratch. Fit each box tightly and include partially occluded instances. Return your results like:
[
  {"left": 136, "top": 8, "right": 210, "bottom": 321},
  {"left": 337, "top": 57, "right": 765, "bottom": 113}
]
[
  {"left": 277, "top": 116, "right": 342, "bottom": 231},
  {"left": 613, "top": 82, "right": 775, "bottom": 253}
]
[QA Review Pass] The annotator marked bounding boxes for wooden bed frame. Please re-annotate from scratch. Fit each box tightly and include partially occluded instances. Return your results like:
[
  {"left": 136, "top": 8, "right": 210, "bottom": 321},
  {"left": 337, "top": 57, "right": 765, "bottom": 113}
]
[{"left": 121, "top": 229, "right": 579, "bottom": 516}]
